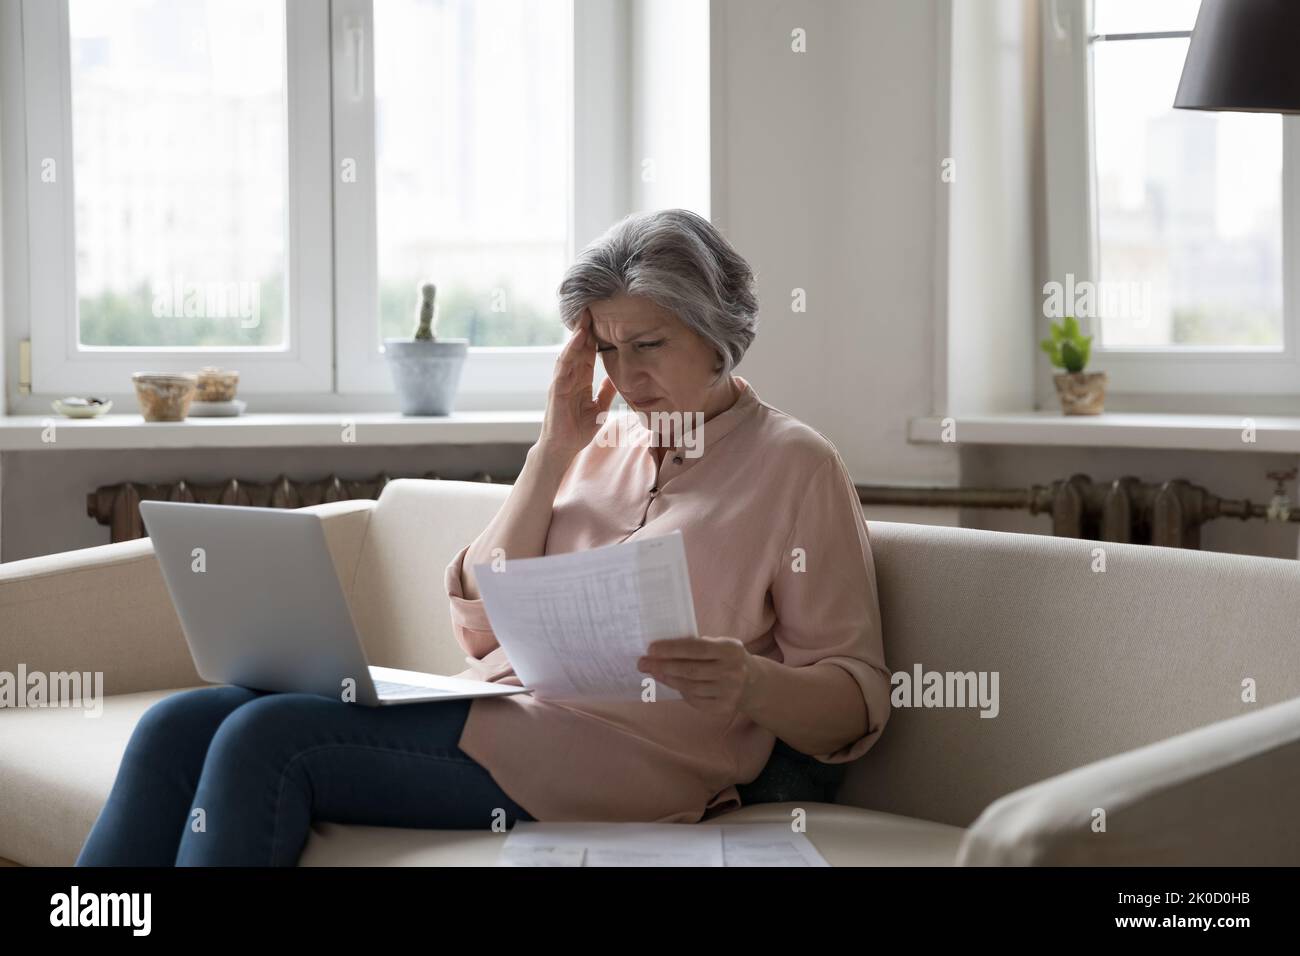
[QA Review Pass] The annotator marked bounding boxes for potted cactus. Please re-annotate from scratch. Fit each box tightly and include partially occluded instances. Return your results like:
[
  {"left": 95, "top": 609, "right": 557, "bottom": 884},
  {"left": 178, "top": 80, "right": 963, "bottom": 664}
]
[
  {"left": 1041, "top": 315, "right": 1106, "bottom": 415},
  {"left": 383, "top": 283, "right": 469, "bottom": 415}
]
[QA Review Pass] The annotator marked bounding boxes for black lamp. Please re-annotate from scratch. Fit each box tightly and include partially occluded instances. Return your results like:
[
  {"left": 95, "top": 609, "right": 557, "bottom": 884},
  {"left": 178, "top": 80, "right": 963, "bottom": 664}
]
[{"left": 1174, "top": 0, "right": 1300, "bottom": 114}]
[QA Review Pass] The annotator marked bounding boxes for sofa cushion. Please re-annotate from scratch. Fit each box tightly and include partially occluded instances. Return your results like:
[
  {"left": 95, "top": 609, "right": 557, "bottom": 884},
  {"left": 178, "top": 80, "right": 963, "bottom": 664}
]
[
  {"left": 1, "top": 688, "right": 963, "bottom": 867},
  {"left": 301, "top": 802, "right": 964, "bottom": 866},
  {"left": 0, "top": 687, "right": 197, "bottom": 866}
]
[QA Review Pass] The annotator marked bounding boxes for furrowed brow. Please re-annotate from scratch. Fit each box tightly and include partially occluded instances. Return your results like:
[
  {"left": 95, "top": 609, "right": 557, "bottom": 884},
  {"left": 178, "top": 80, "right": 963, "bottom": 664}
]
[{"left": 611, "top": 324, "right": 666, "bottom": 344}]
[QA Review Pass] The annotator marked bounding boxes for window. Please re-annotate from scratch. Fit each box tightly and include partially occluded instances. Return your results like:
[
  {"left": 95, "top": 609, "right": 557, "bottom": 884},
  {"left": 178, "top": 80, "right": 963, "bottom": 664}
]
[
  {"left": 69, "top": 0, "right": 289, "bottom": 349},
  {"left": 1092, "top": 0, "right": 1281, "bottom": 350},
  {"left": 1042, "top": 0, "right": 1300, "bottom": 394},
  {"left": 372, "top": 0, "right": 571, "bottom": 350},
  {"left": 3, "top": 0, "right": 618, "bottom": 407},
  {"left": 12, "top": 0, "right": 332, "bottom": 394}
]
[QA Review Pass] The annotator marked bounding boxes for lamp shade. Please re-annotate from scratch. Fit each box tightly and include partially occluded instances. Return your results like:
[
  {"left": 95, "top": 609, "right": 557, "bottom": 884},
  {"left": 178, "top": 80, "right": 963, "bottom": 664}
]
[{"left": 1174, "top": 0, "right": 1300, "bottom": 113}]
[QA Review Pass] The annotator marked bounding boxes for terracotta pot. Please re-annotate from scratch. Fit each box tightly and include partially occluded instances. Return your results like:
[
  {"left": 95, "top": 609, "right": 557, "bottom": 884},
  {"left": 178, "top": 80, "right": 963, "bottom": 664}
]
[
  {"left": 194, "top": 366, "right": 239, "bottom": 402},
  {"left": 132, "top": 372, "right": 197, "bottom": 421},
  {"left": 1054, "top": 370, "right": 1107, "bottom": 415}
]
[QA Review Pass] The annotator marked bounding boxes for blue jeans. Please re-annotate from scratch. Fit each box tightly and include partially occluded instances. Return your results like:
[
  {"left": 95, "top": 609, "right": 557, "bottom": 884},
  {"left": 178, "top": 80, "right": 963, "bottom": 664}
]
[{"left": 75, "top": 685, "right": 535, "bottom": 866}]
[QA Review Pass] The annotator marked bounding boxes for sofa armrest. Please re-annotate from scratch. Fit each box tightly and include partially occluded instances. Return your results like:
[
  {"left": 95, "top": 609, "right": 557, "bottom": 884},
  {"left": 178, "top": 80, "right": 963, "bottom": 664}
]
[
  {"left": 0, "top": 498, "right": 376, "bottom": 697},
  {"left": 956, "top": 695, "right": 1300, "bottom": 865}
]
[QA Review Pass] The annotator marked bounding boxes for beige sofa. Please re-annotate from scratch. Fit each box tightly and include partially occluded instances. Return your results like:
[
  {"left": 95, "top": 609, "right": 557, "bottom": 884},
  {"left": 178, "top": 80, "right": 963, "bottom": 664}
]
[{"left": 3, "top": 477, "right": 1299, "bottom": 866}]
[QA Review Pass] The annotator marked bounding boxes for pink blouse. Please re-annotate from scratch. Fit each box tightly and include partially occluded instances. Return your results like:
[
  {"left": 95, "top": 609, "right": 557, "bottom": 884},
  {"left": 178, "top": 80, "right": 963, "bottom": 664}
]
[{"left": 444, "top": 376, "right": 891, "bottom": 823}]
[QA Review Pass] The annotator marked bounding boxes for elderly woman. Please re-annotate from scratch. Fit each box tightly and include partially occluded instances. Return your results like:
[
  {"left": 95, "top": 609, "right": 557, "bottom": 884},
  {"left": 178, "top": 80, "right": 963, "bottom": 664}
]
[
  {"left": 76, "top": 209, "right": 888, "bottom": 866},
  {"left": 448, "top": 208, "right": 891, "bottom": 822}
]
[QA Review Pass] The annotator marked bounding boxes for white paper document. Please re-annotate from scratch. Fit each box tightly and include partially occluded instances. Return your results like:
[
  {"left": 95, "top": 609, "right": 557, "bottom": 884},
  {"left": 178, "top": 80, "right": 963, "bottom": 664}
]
[
  {"left": 498, "top": 822, "right": 829, "bottom": 867},
  {"left": 720, "top": 824, "right": 830, "bottom": 867},
  {"left": 497, "top": 844, "right": 586, "bottom": 867},
  {"left": 473, "top": 531, "right": 699, "bottom": 701}
]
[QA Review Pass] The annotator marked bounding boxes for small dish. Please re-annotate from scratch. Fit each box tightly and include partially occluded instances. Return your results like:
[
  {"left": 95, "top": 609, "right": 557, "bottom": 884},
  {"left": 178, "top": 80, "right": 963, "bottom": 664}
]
[
  {"left": 52, "top": 397, "right": 113, "bottom": 418},
  {"left": 187, "top": 398, "right": 247, "bottom": 417}
]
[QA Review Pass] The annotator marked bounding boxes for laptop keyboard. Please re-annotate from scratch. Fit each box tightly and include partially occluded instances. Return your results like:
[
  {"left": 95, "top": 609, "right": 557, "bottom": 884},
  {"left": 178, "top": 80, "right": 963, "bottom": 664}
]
[{"left": 373, "top": 679, "right": 455, "bottom": 699}]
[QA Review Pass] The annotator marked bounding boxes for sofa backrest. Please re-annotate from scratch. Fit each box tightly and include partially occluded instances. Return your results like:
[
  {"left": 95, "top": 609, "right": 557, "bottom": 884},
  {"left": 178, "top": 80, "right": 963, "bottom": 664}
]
[
  {"left": 843, "top": 521, "right": 1300, "bottom": 826},
  {"left": 351, "top": 479, "right": 515, "bottom": 677},
  {"left": 353, "top": 479, "right": 1300, "bottom": 828}
]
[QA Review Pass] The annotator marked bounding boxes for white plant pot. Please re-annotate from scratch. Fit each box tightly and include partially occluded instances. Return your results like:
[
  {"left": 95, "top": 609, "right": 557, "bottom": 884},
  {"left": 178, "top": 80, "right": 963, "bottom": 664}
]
[{"left": 383, "top": 339, "right": 469, "bottom": 416}]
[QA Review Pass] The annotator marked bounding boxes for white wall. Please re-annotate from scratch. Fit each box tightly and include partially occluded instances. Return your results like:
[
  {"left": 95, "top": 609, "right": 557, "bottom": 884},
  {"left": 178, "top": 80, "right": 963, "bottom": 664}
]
[
  {"left": 711, "top": 0, "right": 958, "bottom": 495},
  {"left": 629, "top": 0, "right": 711, "bottom": 216}
]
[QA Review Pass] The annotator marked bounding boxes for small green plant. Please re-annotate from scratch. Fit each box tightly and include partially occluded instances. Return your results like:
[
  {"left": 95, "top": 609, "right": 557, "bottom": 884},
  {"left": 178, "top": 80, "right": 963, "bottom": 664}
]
[
  {"left": 413, "top": 283, "right": 438, "bottom": 341},
  {"left": 1040, "top": 315, "right": 1092, "bottom": 374}
]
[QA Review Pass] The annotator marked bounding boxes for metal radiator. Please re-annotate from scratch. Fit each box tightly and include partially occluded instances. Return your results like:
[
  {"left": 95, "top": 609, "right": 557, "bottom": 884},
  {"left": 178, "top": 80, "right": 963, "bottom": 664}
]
[
  {"left": 86, "top": 471, "right": 509, "bottom": 543},
  {"left": 856, "top": 472, "right": 1299, "bottom": 550},
  {"left": 89, "top": 470, "right": 1296, "bottom": 549}
]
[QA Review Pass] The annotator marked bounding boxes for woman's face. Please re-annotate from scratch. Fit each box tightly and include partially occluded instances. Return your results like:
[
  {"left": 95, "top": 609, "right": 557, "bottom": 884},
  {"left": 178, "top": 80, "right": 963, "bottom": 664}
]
[{"left": 587, "top": 294, "right": 727, "bottom": 420}]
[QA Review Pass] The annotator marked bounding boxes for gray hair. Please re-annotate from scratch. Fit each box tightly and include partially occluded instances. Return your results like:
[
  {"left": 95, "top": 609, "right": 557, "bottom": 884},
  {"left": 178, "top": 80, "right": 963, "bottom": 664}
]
[{"left": 556, "top": 208, "right": 759, "bottom": 379}]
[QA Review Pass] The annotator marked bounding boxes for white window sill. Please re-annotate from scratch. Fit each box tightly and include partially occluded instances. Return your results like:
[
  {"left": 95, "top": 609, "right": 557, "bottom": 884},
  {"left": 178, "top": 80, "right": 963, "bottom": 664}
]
[
  {"left": 0, "top": 411, "right": 543, "bottom": 452},
  {"left": 909, "top": 412, "right": 1300, "bottom": 454}
]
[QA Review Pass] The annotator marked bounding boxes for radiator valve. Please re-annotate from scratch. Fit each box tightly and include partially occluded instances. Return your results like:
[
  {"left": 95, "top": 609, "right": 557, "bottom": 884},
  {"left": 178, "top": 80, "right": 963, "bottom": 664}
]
[{"left": 1265, "top": 468, "right": 1297, "bottom": 522}]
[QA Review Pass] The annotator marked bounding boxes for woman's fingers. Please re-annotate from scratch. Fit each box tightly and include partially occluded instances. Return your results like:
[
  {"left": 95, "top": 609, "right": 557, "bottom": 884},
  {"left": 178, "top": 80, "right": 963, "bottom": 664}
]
[
  {"left": 568, "top": 309, "right": 594, "bottom": 352},
  {"left": 554, "top": 334, "right": 582, "bottom": 380},
  {"left": 554, "top": 315, "right": 588, "bottom": 373},
  {"left": 555, "top": 315, "right": 595, "bottom": 393},
  {"left": 656, "top": 675, "right": 723, "bottom": 697},
  {"left": 538, "top": 310, "right": 610, "bottom": 462},
  {"left": 594, "top": 375, "right": 618, "bottom": 414},
  {"left": 649, "top": 659, "right": 727, "bottom": 680}
]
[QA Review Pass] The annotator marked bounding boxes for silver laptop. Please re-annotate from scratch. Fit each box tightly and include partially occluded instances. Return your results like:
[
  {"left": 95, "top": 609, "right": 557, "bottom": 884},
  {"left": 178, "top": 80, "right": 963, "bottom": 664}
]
[{"left": 138, "top": 500, "right": 529, "bottom": 707}]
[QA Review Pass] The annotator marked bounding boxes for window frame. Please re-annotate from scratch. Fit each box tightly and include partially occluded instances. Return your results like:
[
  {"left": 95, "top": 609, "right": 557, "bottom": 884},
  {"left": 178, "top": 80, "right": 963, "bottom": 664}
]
[
  {"left": 2, "top": 0, "right": 626, "bottom": 410},
  {"left": 1041, "top": 0, "right": 1300, "bottom": 396},
  {"left": 14, "top": 0, "right": 335, "bottom": 395},
  {"left": 331, "top": 0, "right": 621, "bottom": 406}
]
